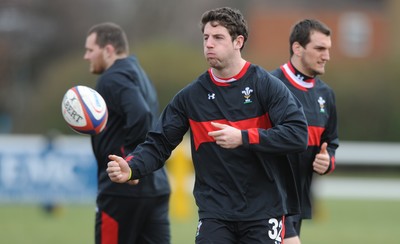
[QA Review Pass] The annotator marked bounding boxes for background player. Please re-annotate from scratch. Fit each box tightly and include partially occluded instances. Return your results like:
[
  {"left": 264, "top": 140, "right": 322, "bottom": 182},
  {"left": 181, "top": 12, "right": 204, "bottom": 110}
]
[
  {"left": 83, "top": 22, "right": 171, "bottom": 244},
  {"left": 271, "top": 19, "right": 339, "bottom": 244},
  {"left": 106, "top": 7, "right": 308, "bottom": 244}
]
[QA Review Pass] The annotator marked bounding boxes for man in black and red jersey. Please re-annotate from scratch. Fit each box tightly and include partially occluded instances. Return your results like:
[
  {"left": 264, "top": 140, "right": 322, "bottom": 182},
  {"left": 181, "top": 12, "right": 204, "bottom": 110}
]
[
  {"left": 84, "top": 22, "right": 171, "bottom": 244},
  {"left": 107, "top": 7, "right": 308, "bottom": 244},
  {"left": 271, "top": 19, "right": 339, "bottom": 244}
]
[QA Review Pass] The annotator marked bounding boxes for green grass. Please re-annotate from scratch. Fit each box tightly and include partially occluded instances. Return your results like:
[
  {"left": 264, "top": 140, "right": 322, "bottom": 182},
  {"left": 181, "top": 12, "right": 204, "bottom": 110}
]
[
  {"left": 0, "top": 204, "right": 93, "bottom": 243},
  {"left": 301, "top": 198, "right": 399, "bottom": 244},
  {"left": 0, "top": 198, "right": 398, "bottom": 244}
]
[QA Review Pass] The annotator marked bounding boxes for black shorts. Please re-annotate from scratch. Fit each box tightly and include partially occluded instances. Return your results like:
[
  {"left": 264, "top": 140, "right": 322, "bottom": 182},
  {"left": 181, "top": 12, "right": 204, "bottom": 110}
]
[
  {"left": 284, "top": 215, "right": 302, "bottom": 238},
  {"left": 195, "top": 216, "right": 285, "bottom": 244},
  {"left": 95, "top": 194, "right": 170, "bottom": 244}
]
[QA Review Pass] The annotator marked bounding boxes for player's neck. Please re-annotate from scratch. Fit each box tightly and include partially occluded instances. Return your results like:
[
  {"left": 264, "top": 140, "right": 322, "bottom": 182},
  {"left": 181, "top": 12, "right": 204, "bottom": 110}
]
[
  {"left": 212, "top": 58, "right": 247, "bottom": 79},
  {"left": 106, "top": 54, "right": 128, "bottom": 70},
  {"left": 290, "top": 58, "right": 314, "bottom": 78}
]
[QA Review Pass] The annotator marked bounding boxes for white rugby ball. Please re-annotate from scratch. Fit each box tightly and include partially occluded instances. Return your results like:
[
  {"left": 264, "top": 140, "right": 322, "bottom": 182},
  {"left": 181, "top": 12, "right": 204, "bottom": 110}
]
[{"left": 61, "top": 85, "right": 108, "bottom": 135}]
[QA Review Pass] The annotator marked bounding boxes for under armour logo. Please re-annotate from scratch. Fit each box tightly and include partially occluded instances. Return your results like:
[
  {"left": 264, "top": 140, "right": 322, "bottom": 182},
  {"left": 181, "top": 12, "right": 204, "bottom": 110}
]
[
  {"left": 296, "top": 74, "right": 304, "bottom": 81},
  {"left": 208, "top": 93, "right": 215, "bottom": 100}
]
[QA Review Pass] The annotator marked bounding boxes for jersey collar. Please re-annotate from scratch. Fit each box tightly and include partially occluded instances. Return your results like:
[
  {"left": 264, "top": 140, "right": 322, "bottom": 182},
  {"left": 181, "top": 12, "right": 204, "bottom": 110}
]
[
  {"left": 280, "top": 61, "right": 315, "bottom": 91},
  {"left": 208, "top": 61, "right": 251, "bottom": 86}
]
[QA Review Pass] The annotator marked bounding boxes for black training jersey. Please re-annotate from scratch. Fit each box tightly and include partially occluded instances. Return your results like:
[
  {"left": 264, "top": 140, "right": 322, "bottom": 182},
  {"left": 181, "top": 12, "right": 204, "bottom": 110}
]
[
  {"left": 92, "top": 55, "right": 170, "bottom": 197},
  {"left": 128, "top": 63, "right": 308, "bottom": 221},
  {"left": 272, "top": 61, "right": 339, "bottom": 219}
]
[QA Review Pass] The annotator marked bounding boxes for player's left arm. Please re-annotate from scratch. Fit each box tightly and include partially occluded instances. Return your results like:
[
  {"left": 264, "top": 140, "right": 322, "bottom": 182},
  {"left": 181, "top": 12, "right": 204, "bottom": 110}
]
[
  {"left": 209, "top": 74, "right": 308, "bottom": 152},
  {"left": 314, "top": 91, "right": 339, "bottom": 175},
  {"left": 242, "top": 78, "right": 308, "bottom": 154}
]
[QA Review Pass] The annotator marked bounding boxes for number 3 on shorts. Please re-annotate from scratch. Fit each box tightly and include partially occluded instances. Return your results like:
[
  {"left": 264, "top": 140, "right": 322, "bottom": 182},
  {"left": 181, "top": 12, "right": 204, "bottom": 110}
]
[{"left": 268, "top": 217, "right": 283, "bottom": 243}]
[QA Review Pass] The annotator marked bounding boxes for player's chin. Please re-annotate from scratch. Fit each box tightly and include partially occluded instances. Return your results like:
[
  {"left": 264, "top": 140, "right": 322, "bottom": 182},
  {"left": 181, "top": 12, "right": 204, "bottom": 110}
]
[
  {"left": 91, "top": 68, "right": 101, "bottom": 75},
  {"left": 316, "top": 64, "right": 326, "bottom": 73},
  {"left": 207, "top": 58, "right": 220, "bottom": 68},
  {"left": 315, "top": 68, "right": 325, "bottom": 75}
]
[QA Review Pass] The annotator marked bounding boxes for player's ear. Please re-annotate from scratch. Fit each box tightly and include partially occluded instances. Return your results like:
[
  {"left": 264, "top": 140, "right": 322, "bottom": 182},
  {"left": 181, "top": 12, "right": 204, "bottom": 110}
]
[
  {"left": 233, "top": 35, "right": 244, "bottom": 50},
  {"left": 104, "top": 44, "right": 115, "bottom": 57},
  {"left": 292, "top": 41, "right": 303, "bottom": 56}
]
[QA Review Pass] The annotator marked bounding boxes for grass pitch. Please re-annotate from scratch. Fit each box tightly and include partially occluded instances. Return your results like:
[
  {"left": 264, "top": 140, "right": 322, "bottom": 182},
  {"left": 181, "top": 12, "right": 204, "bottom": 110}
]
[{"left": 0, "top": 198, "right": 398, "bottom": 244}]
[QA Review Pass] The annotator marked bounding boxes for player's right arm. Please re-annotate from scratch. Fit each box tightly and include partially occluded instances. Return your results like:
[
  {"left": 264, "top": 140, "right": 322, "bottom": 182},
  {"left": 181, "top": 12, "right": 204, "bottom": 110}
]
[{"left": 107, "top": 154, "right": 139, "bottom": 185}]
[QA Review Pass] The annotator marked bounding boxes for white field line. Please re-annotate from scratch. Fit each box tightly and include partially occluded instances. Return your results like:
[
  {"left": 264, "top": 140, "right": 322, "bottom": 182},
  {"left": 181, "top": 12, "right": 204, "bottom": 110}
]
[{"left": 313, "top": 177, "right": 400, "bottom": 200}]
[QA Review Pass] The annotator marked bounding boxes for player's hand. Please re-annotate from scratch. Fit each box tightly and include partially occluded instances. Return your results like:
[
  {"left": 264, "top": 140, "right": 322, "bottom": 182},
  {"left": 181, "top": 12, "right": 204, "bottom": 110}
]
[
  {"left": 208, "top": 122, "right": 242, "bottom": 149},
  {"left": 313, "top": 142, "right": 330, "bottom": 174},
  {"left": 107, "top": 155, "right": 139, "bottom": 185}
]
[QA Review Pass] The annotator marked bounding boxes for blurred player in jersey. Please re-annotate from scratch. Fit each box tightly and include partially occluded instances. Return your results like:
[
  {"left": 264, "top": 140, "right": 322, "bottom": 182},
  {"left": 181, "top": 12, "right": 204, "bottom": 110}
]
[
  {"left": 106, "top": 7, "right": 308, "bottom": 244},
  {"left": 84, "top": 22, "right": 171, "bottom": 244},
  {"left": 271, "top": 19, "right": 339, "bottom": 244}
]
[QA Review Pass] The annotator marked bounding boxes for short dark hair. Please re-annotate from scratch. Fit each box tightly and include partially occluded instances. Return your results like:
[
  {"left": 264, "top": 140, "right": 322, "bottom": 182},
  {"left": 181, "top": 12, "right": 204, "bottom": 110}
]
[
  {"left": 87, "top": 22, "right": 129, "bottom": 55},
  {"left": 289, "top": 19, "right": 331, "bottom": 56},
  {"left": 200, "top": 7, "right": 249, "bottom": 50}
]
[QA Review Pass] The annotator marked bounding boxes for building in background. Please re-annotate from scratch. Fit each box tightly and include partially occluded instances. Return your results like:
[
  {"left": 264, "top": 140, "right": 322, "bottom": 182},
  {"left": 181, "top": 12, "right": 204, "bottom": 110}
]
[{"left": 245, "top": 0, "right": 392, "bottom": 67}]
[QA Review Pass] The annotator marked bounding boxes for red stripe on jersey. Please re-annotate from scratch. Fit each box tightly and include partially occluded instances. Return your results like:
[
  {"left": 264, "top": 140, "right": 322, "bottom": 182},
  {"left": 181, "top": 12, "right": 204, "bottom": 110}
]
[
  {"left": 101, "top": 211, "right": 118, "bottom": 244},
  {"left": 281, "top": 215, "right": 286, "bottom": 241},
  {"left": 233, "top": 61, "right": 251, "bottom": 80},
  {"left": 125, "top": 155, "right": 134, "bottom": 162},
  {"left": 189, "top": 113, "right": 271, "bottom": 150},
  {"left": 120, "top": 146, "right": 126, "bottom": 157},
  {"left": 329, "top": 155, "right": 336, "bottom": 173},
  {"left": 308, "top": 126, "right": 325, "bottom": 146},
  {"left": 248, "top": 128, "right": 260, "bottom": 144}
]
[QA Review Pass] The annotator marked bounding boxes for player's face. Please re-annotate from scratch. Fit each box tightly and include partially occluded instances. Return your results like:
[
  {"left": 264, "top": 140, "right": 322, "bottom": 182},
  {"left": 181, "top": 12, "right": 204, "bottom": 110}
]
[
  {"left": 83, "top": 33, "right": 107, "bottom": 75},
  {"left": 300, "top": 31, "right": 331, "bottom": 76},
  {"left": 203, "top": 23, "right": 237, "bottom": 70}
]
